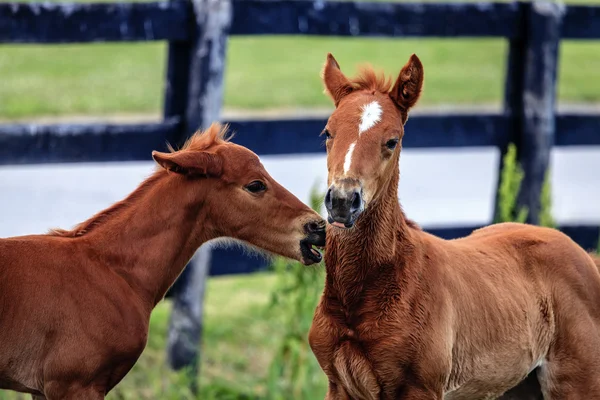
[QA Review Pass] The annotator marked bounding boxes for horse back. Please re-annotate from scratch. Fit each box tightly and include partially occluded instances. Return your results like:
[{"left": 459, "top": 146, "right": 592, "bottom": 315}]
[{"left": 427, "top": 223, "right": 600, "bottom": 396}]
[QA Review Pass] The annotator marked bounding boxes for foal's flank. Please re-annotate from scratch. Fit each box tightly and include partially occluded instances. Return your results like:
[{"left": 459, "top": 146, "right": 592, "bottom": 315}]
[{"left": 0, "top": 123, "right": 325, "bottom": 400}]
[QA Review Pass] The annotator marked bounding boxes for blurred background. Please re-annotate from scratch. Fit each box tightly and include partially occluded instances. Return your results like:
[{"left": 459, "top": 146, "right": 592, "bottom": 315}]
[{"left": 1, "top": 0, "right": 600, "bottom": 398}]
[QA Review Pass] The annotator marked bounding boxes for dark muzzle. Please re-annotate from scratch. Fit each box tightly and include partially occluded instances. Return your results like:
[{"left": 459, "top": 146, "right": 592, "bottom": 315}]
[{"left": 325, "top": 181, "right": 363, "bottom": 229}]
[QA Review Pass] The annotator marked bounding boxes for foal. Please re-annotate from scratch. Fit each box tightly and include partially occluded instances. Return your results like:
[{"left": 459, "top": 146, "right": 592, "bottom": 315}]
[
  {"left": 0, "top": 123, "right": 325, "bottom": 399},
  {"left": 308, "top": 53, "right": 600, "bottom": 399}
]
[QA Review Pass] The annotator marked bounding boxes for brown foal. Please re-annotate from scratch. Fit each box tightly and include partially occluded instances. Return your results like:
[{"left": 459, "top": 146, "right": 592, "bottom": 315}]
[
  {"left": 308, "top": 53, "right": 600, "bottom": 399},
  {"left": 0, "top": 123, "right": 325, "bottom": 399}
]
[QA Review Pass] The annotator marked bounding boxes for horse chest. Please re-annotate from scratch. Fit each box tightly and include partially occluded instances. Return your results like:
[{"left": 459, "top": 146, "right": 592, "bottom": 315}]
[{"left": 310, "top": 304, "right": 410, "bottom": 400}]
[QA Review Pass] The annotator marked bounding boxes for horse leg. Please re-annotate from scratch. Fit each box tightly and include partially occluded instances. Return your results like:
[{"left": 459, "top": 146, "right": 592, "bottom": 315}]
[
  {"left": 537, "top": 323, "right": 600, "bottom": 398},
  {"left": 538, "top": 357, "right": 600, "bottom": 399},
  {"left": 61, "top": 389, "right": 104, "bottom": 400},
  {"left": 44, "top": 383, "right": 105, "bottom": 400},
  {"left": 397, "top": 386, "right": 443, "bottom": 400},
  {"left": 498, "top": 370, "right": 543, "bottom": 400},
  {"left": 325, "top": 382, "right": 351, "bottom": 400}
]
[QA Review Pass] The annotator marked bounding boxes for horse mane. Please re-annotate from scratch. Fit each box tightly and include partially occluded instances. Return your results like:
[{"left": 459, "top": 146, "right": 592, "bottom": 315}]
[
  {"left": 351, "top": 65, "right": 393, "bottom": 94},
  {"left": 48, "top": 123, "right": 232, "bottom": 238},
  {"left": 171, "top": 122, "right": 234, "bottom": 153}
]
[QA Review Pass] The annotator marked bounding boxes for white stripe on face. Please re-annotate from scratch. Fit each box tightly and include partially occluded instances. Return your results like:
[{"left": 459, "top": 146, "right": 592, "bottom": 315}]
[
  {"left": 343, "top": 142, "right": 356, "bottom": 174},
  {"left": 358, "top": 101, "right": 382, "bottom": 134},
  {"left": 342, "top": 101, "right": 382, "bottom": 176}
]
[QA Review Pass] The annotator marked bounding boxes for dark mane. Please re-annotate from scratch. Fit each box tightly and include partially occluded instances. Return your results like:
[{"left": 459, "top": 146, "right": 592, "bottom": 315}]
[
  {"left": 351, "top": 65, "right": 393, "bottom": 93},
  {"left": 49, "top": 123, "right": 232, "bottom": 238}
]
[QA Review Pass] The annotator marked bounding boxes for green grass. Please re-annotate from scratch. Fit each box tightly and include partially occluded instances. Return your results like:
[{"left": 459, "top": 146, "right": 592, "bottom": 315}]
[
  {"left": 2, "top": 34, "right": 600, "bottom": 120},
  {"left": 225, "top": 37, "right": 507, "bottom": 109},
  {"left": 0, "top": 43, "right": 166, "bottom": 119}
]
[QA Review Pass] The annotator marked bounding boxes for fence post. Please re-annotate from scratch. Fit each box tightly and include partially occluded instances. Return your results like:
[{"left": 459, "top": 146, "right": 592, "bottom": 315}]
[
  {"left": 166, "top": 0, "right": 232, "bottom": 390},
  {"left": 494, "top": 2, "right": 527, "bottom": 223},
  {"left": 515, "top": 0, "right": 564, "bottom": 225},
  {"left": 163, "top": 0, "right": 192, "bottom": 127}
]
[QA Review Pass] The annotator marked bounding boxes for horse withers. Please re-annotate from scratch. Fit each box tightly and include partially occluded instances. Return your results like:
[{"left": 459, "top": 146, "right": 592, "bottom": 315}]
[
  {"left": 308, "top": 53, "right": 600, "bottom": 399},
  {"left": 0, "top": 123, "right": 325, "bottom": 399}
]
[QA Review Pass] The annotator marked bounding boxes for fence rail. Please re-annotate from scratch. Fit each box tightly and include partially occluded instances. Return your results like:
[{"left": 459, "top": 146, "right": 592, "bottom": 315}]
[
  {"left": 229, "top": 1, "right": 522, "bottom": 37},
  {"left": 0, "top": 1, "right": 191, "bottom": 43},
  {"left": 0, "top": 119, "right": 181, "bottom": 164},
  {"left": 3, "top": 112, "right": 600, "bottom": 165},
  {"left": 2, "top": 0, "right": 600, "bottom": 381}
]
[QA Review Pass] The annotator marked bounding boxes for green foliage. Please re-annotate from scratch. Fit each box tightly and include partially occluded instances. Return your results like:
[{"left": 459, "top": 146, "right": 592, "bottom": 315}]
[
  {"left": 495, "top": 143, "right": 557, "bottom": 227},
  {"left": 495, "top": 143, "right": 528, "bottom": 224},
  {"left": 539, "top": 170, "right": 557, "bottom": 229},
  {"left": 265, "top": 186, "right": 328, "bottom": 400}
]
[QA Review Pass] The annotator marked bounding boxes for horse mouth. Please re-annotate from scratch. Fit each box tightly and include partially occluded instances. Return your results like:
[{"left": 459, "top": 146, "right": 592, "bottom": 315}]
[
  {"left": 300, "top": 240, "right": 324, "bottom": 265},
  {"left": 327, "top": 216, "right": 356, "bottom": 229}
]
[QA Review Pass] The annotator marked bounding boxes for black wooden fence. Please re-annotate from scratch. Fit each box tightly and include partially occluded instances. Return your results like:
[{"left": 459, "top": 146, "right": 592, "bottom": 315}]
[{"left": 2, "top": 0, "right": 600, "bottom": 380}]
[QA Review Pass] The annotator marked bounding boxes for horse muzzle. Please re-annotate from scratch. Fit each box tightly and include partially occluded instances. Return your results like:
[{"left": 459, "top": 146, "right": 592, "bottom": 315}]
[
  {"left": 300, "top": 220, "right": 326, "bottom": 265},
  {"left": 325, "top": 180, "right": 364, "bottom": 229}
]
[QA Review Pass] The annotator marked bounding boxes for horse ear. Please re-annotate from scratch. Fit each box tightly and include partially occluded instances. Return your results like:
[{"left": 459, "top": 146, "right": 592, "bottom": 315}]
[
  {"left": 322, "top": 53, "right": 353, "bottom": 107},
  {"left": 389, "top": 54, "right": 424, "bottom": 122},
  {"left": 152, "top": 150, "right": 223, "bottom": 178}
]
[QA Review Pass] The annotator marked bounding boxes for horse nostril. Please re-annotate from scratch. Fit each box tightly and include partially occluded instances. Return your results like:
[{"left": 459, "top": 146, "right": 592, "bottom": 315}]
[
  {"left": 324, "top": 188, "right": 333, "bottom": 210},
  {"left": 307, "top": 221, "right": 320, "bottom": 233},
  {"left": 350, "top": 191, "right": 362, "bottom": 213},
  {"left": 304, "top": 221, "right": 325, "bottom": 241}
]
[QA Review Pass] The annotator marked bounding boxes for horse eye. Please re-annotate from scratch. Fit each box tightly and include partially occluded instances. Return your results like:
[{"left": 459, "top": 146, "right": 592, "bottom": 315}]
[
  {"left": 322, "top": 129, "right": 332, "bottom": 139},
  {"left": 245, "top": 180, "right": 267, "bottom": 193},
  {"left": 386, "top": 138, "right": 399, "bottom": 150}
]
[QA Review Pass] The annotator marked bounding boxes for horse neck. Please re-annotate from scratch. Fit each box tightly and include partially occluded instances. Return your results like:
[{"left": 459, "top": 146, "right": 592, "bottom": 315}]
[
  {"left": 85, "top": 172, "right": 214, "bottom": 308},
  {"left": 324, "top": 163, "right": 417, "bottom": 305}
]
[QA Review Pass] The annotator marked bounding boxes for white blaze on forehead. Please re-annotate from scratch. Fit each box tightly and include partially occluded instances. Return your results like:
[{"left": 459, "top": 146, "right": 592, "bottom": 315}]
[
  {"left": 341, "top": 101, "right": 382, "bottom": 175},
  {"left": 358, "top": 101, "right": 383, "bottom": 134},
  {"left": 343, "top": 142, "right": 356, "bottom": 174}
]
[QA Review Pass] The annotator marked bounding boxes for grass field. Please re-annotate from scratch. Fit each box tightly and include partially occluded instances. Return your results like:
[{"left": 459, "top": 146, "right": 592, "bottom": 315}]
[{"left": 1, "top": 14, "right": 600, "bottom": 119}]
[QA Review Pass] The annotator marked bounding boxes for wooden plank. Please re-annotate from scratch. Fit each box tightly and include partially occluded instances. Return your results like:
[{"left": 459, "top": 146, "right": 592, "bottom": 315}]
[
  {"left": 503, "top": 5, "right": 528, "bottom": 123},
  {"left": 561, "top": 225, "right": 600, "bottom": 252},
  {"left": 180, "top": 0, "right": 232, "bottom": 142},
  {"left": 166, "top": 0, "right": 232, "bottom": 387},
  {"left": 0, "top": 119, "right": 180, "bottom": 164},
  {"left": 207, "top": 224, "right": 600, "bottom": 275},
  {"left": 404, "top": 114, "right": 511, "bottom": 148},
  {"left": 226, "top": 114, "right": 511, "bottom": 156},
  {"left": 0, "top": 1, "right": 190, "bottom": 44},
  {"left": 515, "top": 1, "right": 564, "bottom": 225},
  {"left": 556, "top": 115, "right": 600, "bottom": 146},
  {"left": 563, "top": 5, "right": 600, "bottom": 39},
  {"left": 0, "top": 114, "right": 510, "bottom": 165},
  {"left": 7, "top": 112, "right": 596, "bottom": 167},
  {"left": 230, "top": 0, "right": 521, "bottom": 38},
  {"left": 163, "top": 41, "right": 192, "bottom": 121},
  {"left": 494, "top": 4, "right": 527, "bottom": 221}
]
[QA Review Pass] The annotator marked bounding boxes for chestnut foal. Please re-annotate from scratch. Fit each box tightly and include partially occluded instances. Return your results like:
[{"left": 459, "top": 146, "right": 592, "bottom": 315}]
[
  {"left": 0, "top": 123, "right": 325, "bottom": 399},
  {"left": 308, "top": 53, "right": 600, "bottom": 399}
]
